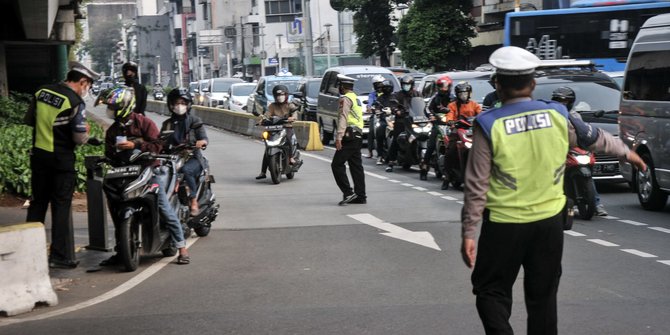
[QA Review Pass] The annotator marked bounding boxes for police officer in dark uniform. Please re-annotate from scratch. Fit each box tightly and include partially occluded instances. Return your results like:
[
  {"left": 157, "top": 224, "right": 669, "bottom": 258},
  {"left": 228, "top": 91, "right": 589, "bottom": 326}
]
[
  {"left": 460, "top": 47, "right": 647, "bottom": 335},
  {"left": 24, "top": 61, "right": 100, "bottom": 269},
  {"left": 122, "top": 62, "right": 148, "bottom": 115},
  {"left": 332, "top": 75, "right": 366, "bottom": 206}
]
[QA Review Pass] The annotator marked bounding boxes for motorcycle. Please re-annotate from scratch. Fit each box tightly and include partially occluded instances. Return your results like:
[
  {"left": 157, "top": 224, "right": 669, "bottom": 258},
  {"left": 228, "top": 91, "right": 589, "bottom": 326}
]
[
  {"left": 101, "top": 151, "right": 186, "bottom": 272},
  {"left": 391, "top": 97, "right": 431, "bottom": 170},
  {"left": 440, "top": 116, "right": 474, "bottom": 189},
  {"left": 259, "top": 115, "right": 303, "bottom": 184},
  {"left": 564, "top": 147, "right": 597, "bottom": 220}
]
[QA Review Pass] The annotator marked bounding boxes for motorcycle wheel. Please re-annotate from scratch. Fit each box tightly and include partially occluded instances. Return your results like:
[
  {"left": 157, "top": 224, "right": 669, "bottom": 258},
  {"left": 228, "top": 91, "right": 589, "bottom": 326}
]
[
  {"left": 319, "top": 121, "right": 332, "bottom": 145},
  {"left": 195, "top": 226, "right": 211, "bottom": 237},
  {"left": 576, "top": 177, "right": 596, "bottom": 220},
  {"left": 119, "top": 215, "right": 140, "bottom": 272},
  {"left": 269, "top": 154, "right": 281, "bottom": 184},
  {"left": 287, "top": 171, "right": 295, "bottom": 179}
]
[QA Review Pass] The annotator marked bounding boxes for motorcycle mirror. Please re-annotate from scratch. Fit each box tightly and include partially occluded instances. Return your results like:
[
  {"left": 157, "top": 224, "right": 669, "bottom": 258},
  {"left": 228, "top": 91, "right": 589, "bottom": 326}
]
[{"left": 292, "top": 91, "right": 303, "bottom": 99}]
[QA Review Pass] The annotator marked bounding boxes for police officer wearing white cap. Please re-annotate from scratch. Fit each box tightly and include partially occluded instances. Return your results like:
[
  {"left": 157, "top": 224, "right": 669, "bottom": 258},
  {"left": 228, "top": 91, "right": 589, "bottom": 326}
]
[
  {"left": 460, "top": 46, "right": 646, "bottom": 334},
  {"left": 331, "top": 74, "right": 367, "bottom": 205},
  {"left": 24, "top": 61, "right": 100, "bottom": 269}
]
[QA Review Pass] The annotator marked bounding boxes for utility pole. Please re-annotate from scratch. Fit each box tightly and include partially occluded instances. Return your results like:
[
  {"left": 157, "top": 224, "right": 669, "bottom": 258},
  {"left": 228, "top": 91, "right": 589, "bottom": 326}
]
[
  {"left": 302, "top": 0, "right": 314, "bottom": 76},
  {"left": 325, "top": 23, "right": 332, "bottom": 68},
  {"left": 240, "top": 16, "right": 246, "bottom": 80}
]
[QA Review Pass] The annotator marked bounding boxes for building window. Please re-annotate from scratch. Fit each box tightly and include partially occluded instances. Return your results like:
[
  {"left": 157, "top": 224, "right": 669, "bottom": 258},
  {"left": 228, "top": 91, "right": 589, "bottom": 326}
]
[{"left": 265, "top": 0, "right": 302, "bottom": 23}]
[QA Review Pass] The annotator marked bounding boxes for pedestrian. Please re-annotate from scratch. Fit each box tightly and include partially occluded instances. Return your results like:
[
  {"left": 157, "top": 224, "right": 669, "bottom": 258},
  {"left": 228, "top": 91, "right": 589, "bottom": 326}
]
[
  {"left": 331, "top": 74, "right": 367, "bottom": 205},
  {"left": 24, "top": 61, "right": 100, "bottom": 269},
  {"left": 122, "top": 62, "right": 148, "bottom": 115},
  {"left": 460, "top": 46, "right": 647, "bottom": 335}
]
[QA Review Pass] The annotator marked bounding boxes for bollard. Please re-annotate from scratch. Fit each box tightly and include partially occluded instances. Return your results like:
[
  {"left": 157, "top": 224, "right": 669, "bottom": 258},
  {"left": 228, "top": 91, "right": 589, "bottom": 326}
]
[{"left": 84, "top": 156, "right": 111, "bottom": 251}]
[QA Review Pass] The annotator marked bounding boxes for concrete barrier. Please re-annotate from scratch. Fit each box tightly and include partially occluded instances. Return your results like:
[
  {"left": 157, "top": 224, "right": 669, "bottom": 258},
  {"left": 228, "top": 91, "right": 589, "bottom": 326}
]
[
  {"left": 0, "top": 223, "right": 58, "bottom": 316},
  {"left": 146, "top": 101, "right": 324, "bottom": 151}
]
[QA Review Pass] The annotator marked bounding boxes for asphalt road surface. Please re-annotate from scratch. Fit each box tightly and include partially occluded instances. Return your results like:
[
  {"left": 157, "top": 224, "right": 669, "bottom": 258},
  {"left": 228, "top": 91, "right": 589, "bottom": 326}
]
[{"left": 1, "top": 108, "right": 668, "bottom": 334}]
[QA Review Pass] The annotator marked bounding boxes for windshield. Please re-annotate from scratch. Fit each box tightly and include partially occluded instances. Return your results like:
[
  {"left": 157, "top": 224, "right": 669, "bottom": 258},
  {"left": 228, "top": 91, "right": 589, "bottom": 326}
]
[
  {"left": 212, "top": 80, "right": 238, "bottom": 92},
  {"left": 265, "top": 80, "right": 302, "bottom": 96},
  {"left": 409, "top": 97, "right": 427, "bottom": 118},
  {"left": 534, "top": 81, "right": 621, "bottom": 123},
  {"left": 189, "top": 83, "right": 197, "bottom": 93},
  {"left": 349, "top": 73, "right": 398, "bottom": 96},
  {"left": 306, "top": 81, "right": 321, "bottom": 98},
  {"left": 232, "top": 85, "right": 255, "bottom": 96}
]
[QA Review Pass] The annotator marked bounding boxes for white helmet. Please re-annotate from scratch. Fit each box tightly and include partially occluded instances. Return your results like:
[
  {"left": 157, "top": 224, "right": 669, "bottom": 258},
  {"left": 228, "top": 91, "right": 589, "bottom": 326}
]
[{"left": 372, "top": 74, "right": 386, "bottom": 92}]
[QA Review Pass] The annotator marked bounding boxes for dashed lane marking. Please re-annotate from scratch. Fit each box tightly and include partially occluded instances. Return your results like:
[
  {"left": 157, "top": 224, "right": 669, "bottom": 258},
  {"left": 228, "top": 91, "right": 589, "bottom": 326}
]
[
  {"left": 601, "top": 215, "right": 620, "bottom": 220},
  {"left": 388, "top": 179, "right": 401, "bottom": 183},
  {"left": 456, "top": 201, "right": 464, "bottom": 205},
  {"left": 564, "top": 230, "right": 586, "bottom": 237},
  {"left": 648, "top": 227, "right": 670, "bottom": 234},
  {"left": 658, "top": 260, "right": 670, "bottom": 266},
  {"left": 441, "top": 196, "right": 458, "bottom": 201},
  {"left": 401, "top": 183, "right": 414, "bottom": 187},
  {"left": 619, "top": 219, "right": 647, "bottom": 226},
  {"left": 427, "top": 191, "right": 443, "bottom": 196},
  {"left": 587, "top": 239, "right": 620, "bottom": 247},
  {"left": 413, "top": 186, "right": 428, "bottom": 191},
  {"left": 366, "top": 172, "right": 389, "bottom": 180},
  {"left": 621, "top": 249, "right": 657, "bottom": 258}
]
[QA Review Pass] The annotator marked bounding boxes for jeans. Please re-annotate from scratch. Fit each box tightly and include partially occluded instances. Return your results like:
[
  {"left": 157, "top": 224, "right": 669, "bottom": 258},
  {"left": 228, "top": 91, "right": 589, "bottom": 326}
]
[
  {"left": 153, "top": 173, "right": 186, "bottom": 249},
  {"left": 181, "top": 158, "right": 202, "bottom": 198}
]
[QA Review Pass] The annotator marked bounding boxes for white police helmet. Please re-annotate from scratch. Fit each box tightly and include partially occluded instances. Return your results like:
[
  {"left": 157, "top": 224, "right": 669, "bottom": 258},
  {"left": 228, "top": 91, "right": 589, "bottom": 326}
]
[{"left": 489, "top": 46, "right": 541, "bottom": 76}]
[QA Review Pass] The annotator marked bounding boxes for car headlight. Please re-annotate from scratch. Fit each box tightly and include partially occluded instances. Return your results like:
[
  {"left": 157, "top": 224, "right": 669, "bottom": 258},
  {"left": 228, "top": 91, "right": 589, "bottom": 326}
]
[{"left": 575, "top": 155, "right": 591, "bottom": 165}]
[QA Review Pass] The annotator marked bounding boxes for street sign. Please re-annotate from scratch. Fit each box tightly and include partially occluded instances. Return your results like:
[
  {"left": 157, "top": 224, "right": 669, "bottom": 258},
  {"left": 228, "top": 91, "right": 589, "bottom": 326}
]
[
  {"left": 198, "top": 29, "right": 224, "bottom": 46},
  {"left": 287, "top": 18, "right": 304, "bottom": 43},
  {"left": 268, "top": 57, "right": 278, "bottom": 65}
]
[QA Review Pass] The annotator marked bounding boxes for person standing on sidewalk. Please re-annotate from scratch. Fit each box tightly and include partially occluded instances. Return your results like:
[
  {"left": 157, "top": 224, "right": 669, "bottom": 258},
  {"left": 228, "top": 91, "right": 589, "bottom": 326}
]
[
  {"left": 460, "top": 46, "right": 647, "bottom": 335},
  {"left": 331, "top": 74, "right": 366, "bottom": 206},
  {"left": 24, "top": 61, "right": 100, "bottom": 269},
  {"left": 122, "top": 62, "right": 147, "bottom": 115}
]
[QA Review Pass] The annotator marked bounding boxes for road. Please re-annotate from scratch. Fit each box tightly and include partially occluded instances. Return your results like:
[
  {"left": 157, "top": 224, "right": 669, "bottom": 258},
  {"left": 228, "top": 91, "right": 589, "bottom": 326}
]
[{"left": 1, "top": 108, "right": 668, "bottom": 334}]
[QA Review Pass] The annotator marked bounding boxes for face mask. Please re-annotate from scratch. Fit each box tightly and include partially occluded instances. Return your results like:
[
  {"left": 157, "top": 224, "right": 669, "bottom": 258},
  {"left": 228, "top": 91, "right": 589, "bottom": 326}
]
[
  {"left": 458, "top": 92, "right": 469, "bottom": 101},
  {"left": 402, "top": 84, "right": 412, "bottom": 92},
  {"left": 124, "top": 75, "right": 135, "bottom": 84},
  {"left": 174, "top": 104, "right": 188, "bottom": 115},
  {"left": 277, "top": 95, "right": 287, "bottom": 103},
  {"left": 80, "top": 83, "right": 90, "bottom": 99},
  {"left": 106, "top": 108, "right": 116, "bottom": 119}
]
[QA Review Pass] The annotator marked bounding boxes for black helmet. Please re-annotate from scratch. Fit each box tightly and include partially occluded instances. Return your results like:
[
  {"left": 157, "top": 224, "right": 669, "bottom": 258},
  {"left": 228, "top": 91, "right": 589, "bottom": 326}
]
[
  {"left": 167, "top": 87, "right": 193, "bottom": 114},
  {"left": 455, "top": 82, "right": 472, "bottom": 93},
  {"left": 381, "top": 80, "right": 393, "bottom": 94},
  {"left": 122, "top": 62, "right": 138, "bottom": 74},
  {"left": 400, "top": 74, "right": 414, "bottom": 92},
  {"left": 272, "top": 85, "right": 289, "bottom": 99},
  {"left": 551, "top": 87, "right": 576, "bottom": 110}
]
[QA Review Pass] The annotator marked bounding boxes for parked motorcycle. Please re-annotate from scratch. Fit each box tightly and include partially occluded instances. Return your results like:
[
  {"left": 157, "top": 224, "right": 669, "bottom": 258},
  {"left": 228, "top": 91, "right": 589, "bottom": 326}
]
[
  {"left": 101, "top": 151, "right": 186, "bottom": 272},
  {"left": 441, "top": 117, "right": 474, "bottom": 189},
  {"left": 388, "top": 97, "right": 430, "bottom": 170},
  {"left": 564, "top": 147, "right": 597, "bottom": 220},
  {"left": 260, "top": 115, "right": 303, "bottom": 184}
]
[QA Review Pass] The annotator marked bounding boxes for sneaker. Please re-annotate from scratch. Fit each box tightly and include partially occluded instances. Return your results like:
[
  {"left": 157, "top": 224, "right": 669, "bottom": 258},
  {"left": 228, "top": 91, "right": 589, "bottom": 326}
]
[
  {"left": 349, "top": 197, "right": 367, "bottom": 204},
  {"left": 385, "top": 165, "right": 393, "bottom": 172},
  {"left": 255, "top": 173, "right": 267, "bottom": 180},
  {"left": 595, "top": 204, "right": 608, "bottom": 216},
  {"left": 376, "top": 157, "right": 384, "bottom": 165},
  {"left": 441, "top": 180, "right": 449, "bottom": 190},
  {"left": 339, "top": 193, "right": 358, "bottom": 206},
  {"left": 49, "top": 258, "right": 79, "bottom": 269}
]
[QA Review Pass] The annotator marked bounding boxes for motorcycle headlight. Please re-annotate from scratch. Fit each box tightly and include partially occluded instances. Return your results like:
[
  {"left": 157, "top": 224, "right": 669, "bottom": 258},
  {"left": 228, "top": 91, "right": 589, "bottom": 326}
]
[
  {"left": 266, "top": 130, "right": 285, "bottom": 146},
  {"left": 464, "top": 141, "right": 473, "bottom": 149},
  {"left": 123, "top": 168, "right": 153, "bottom": 200},
  {"left": 575, "top": 155, "right": 591, "bottom": 165}
]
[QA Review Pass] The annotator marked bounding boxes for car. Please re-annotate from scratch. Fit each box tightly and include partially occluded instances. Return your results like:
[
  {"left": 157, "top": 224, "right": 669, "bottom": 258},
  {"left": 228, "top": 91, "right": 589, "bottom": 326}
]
[
  {"left": 317, "top": 66, "right": 400, "bottom": 144},
  {"left": 602, "top": 71, "right": 624, "bottom": 89},
  {"left": 247, "top": 72, "right": 304, "bottom": 116},
  {"left": 417, "top": 70, "right": 494, "bottom": 104},
  {"left": 224, "top": 83, "right": 256, "bottom": 113},
  {"left": 194, "top": 79, "right": 210, "bottom": 106},
  {"left": 294, "top": 77, "right": 322, "bottom": 122},
  {"left": 204, "top": 78, "right": 244, "bottom": 108},
  {"left": 188, "top": 81, "right": 198, "bottom": 97},
  {"left": 532, "top": 60, "right": 625, "bottom": 184}
]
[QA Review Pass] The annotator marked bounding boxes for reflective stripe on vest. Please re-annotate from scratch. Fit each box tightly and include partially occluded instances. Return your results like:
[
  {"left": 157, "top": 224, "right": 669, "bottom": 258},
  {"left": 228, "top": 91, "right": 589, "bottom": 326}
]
[
  {"left": 344, "top": 91, "right": 364, "bottom": 129},
  {"left": 34, "top": 87, "right": 75, "bottom": 153},
  {"left": 477, "top": 100, "right": 569, "bottom": 223}
]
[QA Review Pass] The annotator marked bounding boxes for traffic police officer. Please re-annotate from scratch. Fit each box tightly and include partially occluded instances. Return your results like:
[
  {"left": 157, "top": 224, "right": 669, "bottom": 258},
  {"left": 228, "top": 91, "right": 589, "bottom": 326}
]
[
  {"left": 331, "top": 74, "right": 367, "bottom": 205},
  {"left": 460, "top": 46, "right": 646, "bottom": 335},
  {"left": 25, "top": 61, "right": 100, "bottom": 269}
]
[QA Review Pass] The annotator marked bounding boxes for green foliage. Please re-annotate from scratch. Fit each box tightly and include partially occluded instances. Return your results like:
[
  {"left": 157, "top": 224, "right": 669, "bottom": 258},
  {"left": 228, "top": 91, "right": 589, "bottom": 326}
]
[
  {"left": 397, "top": 0, "right": 477, "bottom": 71},
  {"left": 81, "top": 19, "right": 122, "bottom": 74},
  {"left": 0, "top": 92, "right": 32, "bottom": 126},
  {"left": 341, "top": 0, "right": 400, "bottom": 66}
]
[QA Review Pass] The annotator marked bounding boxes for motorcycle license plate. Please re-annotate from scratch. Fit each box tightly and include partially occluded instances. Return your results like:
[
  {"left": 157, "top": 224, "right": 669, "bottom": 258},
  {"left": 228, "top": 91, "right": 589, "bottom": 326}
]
[
  {"left": 106, "top": 165, "right": 142, "bottom": 179},
  {"left": 265, "top": 125, "right": 283, "bottom": 131}
]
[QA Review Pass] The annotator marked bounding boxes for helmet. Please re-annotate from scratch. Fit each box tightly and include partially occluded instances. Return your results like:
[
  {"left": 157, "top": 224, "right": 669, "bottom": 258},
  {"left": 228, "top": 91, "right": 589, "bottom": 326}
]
[
  {"left": 400, "top": 74, "right": 415, "bottom": 92},
  {"left": 122, "top": 62, "right": 138, "bottom": 74},
  {"left": 455, "top": 82, "right": 472, "bottom": 94},
  {"left": 551, "top": 86, "right": 576, "bottom": 110},
  {"left": 104, "top": 86, "right": 136, "bottom": 119},
  {"left": 381, "top": 80, "right": 393, "bottom": 95},
  {"left": 372, "top": 75, "right": 386, "bottom": 92},
  {"left": 272, "top": 84, "right": 289, "bottom": 100},
  {"left": 167, "top": 87, "right": 193, "bottom": 114},
  {"left": 436, "top": 76, "right": 453, "bottom": 93}
]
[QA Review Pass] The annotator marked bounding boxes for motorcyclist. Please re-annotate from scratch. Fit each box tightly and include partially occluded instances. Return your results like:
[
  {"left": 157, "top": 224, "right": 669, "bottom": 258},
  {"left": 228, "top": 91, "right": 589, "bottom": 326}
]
[
  {"left": 386, "top": 74, "right": 421, "bottom": 172},
  {"left": 482, "top": 73, "right": 500, "bottom": 110},
  {"left": 551, "top": 86, "right": 608, "bottom": 216},
  {"left": 122, "top": 62, "right": 148, "bottom": 115},
  {"left": 161, "top": 88, "right": 209, "bottom": 216},
  {"left": 373, "top": 80, "right": 395, "bottom": 165},
  {"left": 101, "top": 86, "right": 190, "bottom": 266},
  {"left": 443, "top": 82, "right": 482, "bottom": 190},
  {"left": 255, "top": 85, "right": 300, "bottom": 179},
  {"left": 420, "top": 75, "right": 453, "bottom": 181},
  {"left": 366, "top": 75, "right": 386, "bottom": 159}
]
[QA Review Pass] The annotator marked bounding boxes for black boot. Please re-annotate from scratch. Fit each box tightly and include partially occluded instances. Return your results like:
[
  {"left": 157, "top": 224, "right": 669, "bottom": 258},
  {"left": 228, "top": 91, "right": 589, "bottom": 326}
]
[
  {"left": 441, "top": 178, "right": 449, "bottom": 190},
  {"left": 419, "top": 162, "right": 428, "bottom": 181}
]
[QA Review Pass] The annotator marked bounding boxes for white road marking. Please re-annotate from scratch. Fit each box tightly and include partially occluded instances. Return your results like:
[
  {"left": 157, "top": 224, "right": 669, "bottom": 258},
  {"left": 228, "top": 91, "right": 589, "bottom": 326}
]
[
  {"left": 401, "top": 183, "right": 414, "bottom": 187},
  {"left": 621, "top": 249, "right": 657, "bottom": 258},
  {"left": 366, "top": 172, "right": 389, "bottom": 180},
  {"left": 412, "top": 186, "right": 428, "bottom": 191},
  {"left": 348, "top": 213, "right": 441, "bottom": 251},
  {"left": 456, "top": 201, "right": 464, "bottom": 205},
  {"left": 564, "top": 230, "right": 586, "bottom": 237},
  {"left": 648, "top": 227, "right": 670, "bottom": 234},
  {"left": 388, "top": 179, "right": 401, "bottom": 183},
  {"left": 601, "top": 215, "right": 620, "bottom": 220},
  {"left": 587, "top": 239, "right": 620, "bottom": 247},
  {"left": 0, "top": 237, "right": 200, "bottom": 327},
  {"left": 657, "top": 260, "right": 670, "bottom": 266},
  {"left": 441, "top": 196, "right": 458, "bottom": 201},
  {"left": 427, "top": 191, "right": 443, "bottom": 196},
  {"left": 619, "top": 219, "right": 647, "bottom": 226}
]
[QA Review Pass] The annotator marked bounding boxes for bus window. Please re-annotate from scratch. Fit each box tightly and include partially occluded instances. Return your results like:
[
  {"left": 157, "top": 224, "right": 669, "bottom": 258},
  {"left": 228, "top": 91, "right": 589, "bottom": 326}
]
[{"left": 623, "top": 50, "right": 670, "bottom": 101}]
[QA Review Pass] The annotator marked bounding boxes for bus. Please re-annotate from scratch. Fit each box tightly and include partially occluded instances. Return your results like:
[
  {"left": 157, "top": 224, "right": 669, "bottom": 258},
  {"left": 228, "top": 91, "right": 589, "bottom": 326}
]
[{"left": 503, "top": 0, "right": 670, "bottom": 71}]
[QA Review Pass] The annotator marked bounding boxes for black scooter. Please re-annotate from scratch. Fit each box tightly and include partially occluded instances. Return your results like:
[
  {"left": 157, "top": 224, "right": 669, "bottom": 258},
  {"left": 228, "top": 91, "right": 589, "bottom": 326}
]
[{"left": 259, "top": 116, "right": 303, "bottom": 184}]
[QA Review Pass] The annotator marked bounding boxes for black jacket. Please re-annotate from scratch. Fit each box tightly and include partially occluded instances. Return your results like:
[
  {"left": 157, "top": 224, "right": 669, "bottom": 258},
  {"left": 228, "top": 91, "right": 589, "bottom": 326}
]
[{"left": 126, "top": 80, "right": 148, "bottom": 115}]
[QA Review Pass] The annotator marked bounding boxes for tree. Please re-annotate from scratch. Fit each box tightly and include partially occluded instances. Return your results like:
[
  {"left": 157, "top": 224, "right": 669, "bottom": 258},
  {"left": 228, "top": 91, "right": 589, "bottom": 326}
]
[
  {"left": 341, "top": 0, "right": 406, "bottom": 67},
  {"left": 397, "top": 0, "right": 476, "bottom": 71},
  {"left": 82, "top": 19, "right": 122, "bottom": 74}
]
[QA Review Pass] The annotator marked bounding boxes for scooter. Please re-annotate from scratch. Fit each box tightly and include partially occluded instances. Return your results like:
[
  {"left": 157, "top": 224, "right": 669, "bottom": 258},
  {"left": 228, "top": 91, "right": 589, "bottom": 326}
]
[
  {"left": 260, "top": 115, "right": 303, "bottom": 184},
  {"left": 441, "top": 117, "right": 474, "bottom": 190},
  {"left": 101, "top": 151, "right": 184, "bottom": 272},
  {"left": 564, "top": 147, "right": 597, "bottom": 220}
]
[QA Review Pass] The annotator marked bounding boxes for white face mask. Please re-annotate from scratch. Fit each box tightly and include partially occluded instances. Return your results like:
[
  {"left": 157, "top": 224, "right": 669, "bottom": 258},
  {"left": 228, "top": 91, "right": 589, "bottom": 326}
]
[
  {"left": 106, "top": 108, "right": 116, "bottom": 119},
  {"left": 276, "top": 95, "right": 287, "bottom": 103},
  {"left": 458, "top": 92, "right": 469, "bottom": 101},
  {"left": 402, "top": 84, "right": 412, "bottom": 92},
  {"left": 174, "top": 105, "right": 188, "bottom": 115}
]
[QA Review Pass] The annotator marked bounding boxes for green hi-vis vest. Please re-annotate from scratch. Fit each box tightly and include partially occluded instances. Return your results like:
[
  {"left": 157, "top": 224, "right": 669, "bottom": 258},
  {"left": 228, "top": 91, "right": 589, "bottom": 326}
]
[
  {"left": 33, "top": 84, "right": 83, "bottom": 153},
  {"left": 344, "top": 91, "right": 364, "bottom": 129},
  {"left": 476, "top": 100, "right": 570, "bottom": 223}
]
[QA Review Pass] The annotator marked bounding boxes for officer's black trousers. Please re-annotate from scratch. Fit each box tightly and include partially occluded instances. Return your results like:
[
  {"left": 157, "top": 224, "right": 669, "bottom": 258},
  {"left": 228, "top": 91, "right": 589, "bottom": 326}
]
[
  {"left": 472, "top": 211, "right": 564, "bottom": 335},
  {"left": 331, "top": 138, "right": 366, "bottom": 199},
  {"left": 26, "top": 152, "right": 77, "bottom": 263}
]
